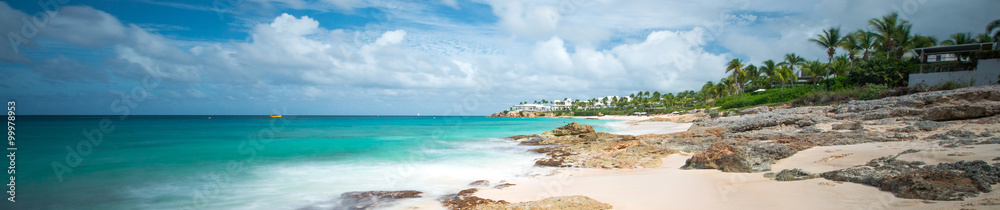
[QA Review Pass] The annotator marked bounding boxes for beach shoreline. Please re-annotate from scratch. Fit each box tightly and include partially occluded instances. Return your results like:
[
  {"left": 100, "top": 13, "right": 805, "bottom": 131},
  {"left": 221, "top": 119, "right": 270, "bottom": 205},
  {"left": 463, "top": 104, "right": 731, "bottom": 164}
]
[{"left": 458, "top": 86, "right": 1000, "bottom": 210}]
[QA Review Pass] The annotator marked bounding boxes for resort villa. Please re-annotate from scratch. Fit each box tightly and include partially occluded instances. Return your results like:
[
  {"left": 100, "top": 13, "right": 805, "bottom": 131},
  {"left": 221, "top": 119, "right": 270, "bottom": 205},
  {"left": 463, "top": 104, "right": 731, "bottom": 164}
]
[
  {"left": 908, "top": 42, "right": 999, "bottom": 87},
  {"left": 510, "top": 96, "right": 636, "bottom": 112}
]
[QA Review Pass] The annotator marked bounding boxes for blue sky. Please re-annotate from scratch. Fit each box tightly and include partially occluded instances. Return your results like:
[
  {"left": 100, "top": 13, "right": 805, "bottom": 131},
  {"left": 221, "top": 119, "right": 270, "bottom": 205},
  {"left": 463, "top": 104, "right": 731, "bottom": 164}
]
[{"left": 1, "top": 0, "right": 998, "bottom": 115}]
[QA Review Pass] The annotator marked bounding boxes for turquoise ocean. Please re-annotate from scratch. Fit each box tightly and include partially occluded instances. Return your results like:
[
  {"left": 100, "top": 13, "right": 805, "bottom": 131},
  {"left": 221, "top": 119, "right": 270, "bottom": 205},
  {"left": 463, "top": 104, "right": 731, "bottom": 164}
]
[{"left": 4, "top": 116, "right": 612, "bottom": 209}]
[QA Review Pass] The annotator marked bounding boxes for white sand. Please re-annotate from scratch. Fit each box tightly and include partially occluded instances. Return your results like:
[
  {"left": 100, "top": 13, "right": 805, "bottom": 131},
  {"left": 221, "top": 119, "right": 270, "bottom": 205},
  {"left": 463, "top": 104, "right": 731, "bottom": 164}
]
[
  {"left": 569, "top": 115, "right": 694, "bottom": 135},
  {"left": 476, "top": 142, "right": 1000, "bottom": 209}
]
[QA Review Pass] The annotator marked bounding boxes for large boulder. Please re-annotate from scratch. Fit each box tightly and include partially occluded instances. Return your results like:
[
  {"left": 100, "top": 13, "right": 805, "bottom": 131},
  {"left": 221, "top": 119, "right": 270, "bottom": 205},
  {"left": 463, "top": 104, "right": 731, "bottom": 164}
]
[
  {"left": 547, "top": 122, "right": 595, "bottom": 136},
  {"left": 682, "top": 140, "right": 796, "bottom": 172},
  {"left": 822, "top": 156, "right": 1000, "bottom": 201}
]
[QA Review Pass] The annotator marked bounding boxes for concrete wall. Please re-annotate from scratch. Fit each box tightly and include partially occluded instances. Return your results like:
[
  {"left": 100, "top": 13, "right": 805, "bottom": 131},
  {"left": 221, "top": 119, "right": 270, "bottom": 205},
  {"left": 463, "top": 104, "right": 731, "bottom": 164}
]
[{"left": 909, "top": 59, "right": 1000, "bottom": 87}]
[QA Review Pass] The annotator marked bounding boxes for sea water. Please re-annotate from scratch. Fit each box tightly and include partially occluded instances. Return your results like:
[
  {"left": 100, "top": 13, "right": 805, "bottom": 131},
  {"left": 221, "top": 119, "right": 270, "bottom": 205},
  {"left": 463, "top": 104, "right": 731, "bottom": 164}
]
[{"left": 3, "top": 116, "right": 611, "bottom": 209}]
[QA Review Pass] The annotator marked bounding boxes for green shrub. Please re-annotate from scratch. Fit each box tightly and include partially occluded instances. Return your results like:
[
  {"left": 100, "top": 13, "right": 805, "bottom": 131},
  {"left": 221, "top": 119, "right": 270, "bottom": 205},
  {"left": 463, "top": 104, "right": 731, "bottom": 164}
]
[
  {"left": 821, "top": 76, "right": 851, "bottom": 90},
  {"left": 718, "top": 86, "right": 815, "bottom": 109},
  {"left": 858, "top": 84, "right": 889, "bottom": 100},
  {"left": 935, "top": 81, "right": 970, "bottom": 91},
  {"left": 973, "top": 50, "right": 1000, "bottom": 60},
  {"left": 792, "top": 88, "right": 858, "bottom": 106},
  {"left": 849, "top": 57, "right": 915, "bottom": 87}
]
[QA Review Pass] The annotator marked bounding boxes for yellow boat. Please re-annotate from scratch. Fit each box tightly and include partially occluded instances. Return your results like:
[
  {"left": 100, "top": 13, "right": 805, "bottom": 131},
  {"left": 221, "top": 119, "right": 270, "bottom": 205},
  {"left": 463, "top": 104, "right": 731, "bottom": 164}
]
[{"left": 269, "top": 115, "right": 282, "bottom": 118}]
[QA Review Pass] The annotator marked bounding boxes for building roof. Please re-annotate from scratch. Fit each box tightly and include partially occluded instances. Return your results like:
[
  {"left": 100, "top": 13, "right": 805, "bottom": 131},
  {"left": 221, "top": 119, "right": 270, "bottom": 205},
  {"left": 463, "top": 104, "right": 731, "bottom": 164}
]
[{"left": 912, "top": 43, "right": 996, "bottom": 56}]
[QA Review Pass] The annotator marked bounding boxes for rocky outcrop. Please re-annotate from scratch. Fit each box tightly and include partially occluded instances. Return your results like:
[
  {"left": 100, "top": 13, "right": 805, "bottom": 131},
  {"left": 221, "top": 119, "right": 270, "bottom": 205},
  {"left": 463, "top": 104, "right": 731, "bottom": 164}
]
[
  {"left": 336, "top": 190, "right": 423, "bottom": 210},
  {"left": 696, "top": 106, "right": 831, "bottom": 133},
  {"left": 922, "top": 104, "right": 1000, "bottom": 121},
  {"left": 832, "top": 121, "right": 863, "bottom": 130},
  {"left": 440, "top": 188, "right": 509, "bottom": 210},
  {"left": 821, "top": 156, "right": 1000, "bottom": 201},
  {"left": 677, "top": 86, "right": 1000, "bottom": 173},
  {"left": 441, "top": 189, "right": 611, "bottom": 210},
  {"left": 545, "top": 122, "right": 595, "bottom": 136},
  {"left": 765, "top": 168, "right": 820, "bottom": 181},
  {"left": 681, "top": 140, "right": 796, "bottom": 172},
  {"left": 468, "top": 180, "right": 489, "bottom": 188},
  {"left": 739, "top": 106, "right": 770, "bottom": 115},
  {"left": 475, "top": 196, "right": 612, "bottom": 210},
  {"left": 829, "top": 85, "right": 1000, "bottom": 121},
  {"left": 510, "top": 122, "right": 674, "bottom": 169}
]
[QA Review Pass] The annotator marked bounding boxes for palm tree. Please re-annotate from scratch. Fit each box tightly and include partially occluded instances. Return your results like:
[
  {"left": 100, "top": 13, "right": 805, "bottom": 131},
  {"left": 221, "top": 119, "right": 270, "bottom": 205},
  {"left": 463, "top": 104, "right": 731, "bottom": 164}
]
[
  {"left": 840, "top": 35, "right": 862, "bottom": 73},
  {"left": 976, "top": 33, "right": 993, "bottom": 43},
  {"left": 809, "top": 27, "right": 846, "bottom": 81},
  {"left": 911, "top": 35, "right": 937, "bottom": 48},
  {"left": 743, "top": 64, "right": 760, "bottom": 90},
  {"left": 800, "top": 60, "right": 826, "bottom": 85},
  {"left": 760, "top": 60, "right": 778, "bottom": 88},
  {"left": 988, "top": 19, "right": 1000, "bottom": 42},
  {"left": 869, "top": 12, "right": 912, "bottom": 58},
  {"left": 942, "top": 32, "right": 975, "bottom": 45},
  {"left": 943, "top": 32, "right": 978, "bottom": 61},
  {"left": 721, "top": 77, "right": 735, "bottom": 96},
  {"left": 776, "top": 65, "right": 795, "bottom": 89},
  {"left": 714, "top": 80, "right": 727, "bottom": 98},
  {"left": 780, "top": 53, "right": 806, "bottom": 83},
  {"left": 725, "top": 58, "right": 747, "bottom": 96},
  {"left": 831, "top": 55, "right": 851, "bottom": 77},
  {"left": 854, "top": 30, "right": 877, "bottom": 59},
  {"left": 701, "top": 81, "right": 716, "bottom": 100}
]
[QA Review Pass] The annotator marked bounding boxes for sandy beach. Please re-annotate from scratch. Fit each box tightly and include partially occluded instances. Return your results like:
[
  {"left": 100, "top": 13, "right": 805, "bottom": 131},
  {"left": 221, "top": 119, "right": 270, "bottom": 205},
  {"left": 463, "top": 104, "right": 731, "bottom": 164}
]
[
  {"left": 476, "top": 140, "right": 1000, "bottom": 209},
  {"left": 566, "top": 115, "right": 694, "bottom": 135},
  {"left": 432, "top": 86, "right": 1000, "bottom": 209}
]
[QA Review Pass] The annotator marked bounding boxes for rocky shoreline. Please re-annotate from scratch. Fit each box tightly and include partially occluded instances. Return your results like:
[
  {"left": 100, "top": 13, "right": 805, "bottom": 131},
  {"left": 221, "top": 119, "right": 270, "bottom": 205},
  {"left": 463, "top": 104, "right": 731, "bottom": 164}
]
[{"left": 330, "top": 85, "right": 1000, "bottom": 209}]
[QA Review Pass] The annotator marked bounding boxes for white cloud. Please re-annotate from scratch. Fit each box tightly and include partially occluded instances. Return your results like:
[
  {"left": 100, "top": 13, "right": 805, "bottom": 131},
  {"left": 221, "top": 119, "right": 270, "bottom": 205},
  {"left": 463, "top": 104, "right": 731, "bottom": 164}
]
[
  {"left": 532, "top": 37, "right": 573, "bottom": 73},
  {"left": 490, "top": 0, "right": 561, "bottom": 40},
  {"left": 5, "top": 0, "right": 1000, "bottom": 114},
  {"left": 441, "top": 0, "right": 459, "bottom": 9}
]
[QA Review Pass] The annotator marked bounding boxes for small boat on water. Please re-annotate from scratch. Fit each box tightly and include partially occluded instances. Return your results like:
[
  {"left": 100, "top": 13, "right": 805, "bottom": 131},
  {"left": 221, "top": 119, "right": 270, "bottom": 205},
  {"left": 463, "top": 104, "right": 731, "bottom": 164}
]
[{"left": 269, "top": 115, "right": 282, "bottom": 118}]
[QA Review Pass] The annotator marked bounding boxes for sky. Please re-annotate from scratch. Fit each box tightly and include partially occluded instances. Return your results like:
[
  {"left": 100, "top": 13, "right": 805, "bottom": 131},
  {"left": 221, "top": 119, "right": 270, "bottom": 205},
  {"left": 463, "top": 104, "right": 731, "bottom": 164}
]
[{"left": 0, "top": 0, "right": 997, "bottom": 115}]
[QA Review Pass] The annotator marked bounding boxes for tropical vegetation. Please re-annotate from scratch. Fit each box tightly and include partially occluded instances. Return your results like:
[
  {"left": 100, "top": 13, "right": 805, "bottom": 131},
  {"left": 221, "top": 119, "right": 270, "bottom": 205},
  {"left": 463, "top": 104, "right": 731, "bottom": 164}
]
[{"left": 511, "top": 14, "right": 1000, "bottom": 116}]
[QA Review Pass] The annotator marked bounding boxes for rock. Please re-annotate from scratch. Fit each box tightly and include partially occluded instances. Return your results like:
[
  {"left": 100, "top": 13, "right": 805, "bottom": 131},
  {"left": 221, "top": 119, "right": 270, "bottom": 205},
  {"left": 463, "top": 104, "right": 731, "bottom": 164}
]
[
  {"left": 740, "top": 106, "right": 770, "bottom": 115},
  {"left": 888, "top": 126, "right": 918, "bottom": 133},
  {"left": 337, "top": 190, "right": 423, "bottom": 210},
  {"left": 832, "top": 121, "right": 863, "bottom": 130},
  {"left": 494, "top": 183, "right": 515, "bottom": 189},
  {"left": 440, "top": 188, "right": 510, "bottom": 210},
  {"left": 926, "top": 130, "right": 978, "bottom": 141},
  {"left": 475, "top": 195, "right": 612, "bottom": 210},
  {"left": 468, "top": 180, "right": 489, "bottom": 188},
  {"left": 922, "top": 104, "right": 1000, "bottom": 121},
  {"left": 822, "top": 156, "right": 1000, "bottom": 201},
  {"left": 882, "top": 171, "right": 980, "bottom": 200},
  {"left": 979, "top": 137, "right": 1000, "bottom": 145},
  {"left": 829, "top": 85, "right": 1000, "bottom": 121},
  {"left": 682, "top": 140, "right": 796, "bottom": 172},
  {"left": 914, "top": 121, "right": 944, "bottom": 131},
  {"left": 548, "top": 122, "right": 595, "bottom": 136},
  {"left": 771, "top": 168, "right": 820, "bottom": 181},
  {"left": 795, "top": 119, "right": 815, "bottom": 127},
  {"left": 696, "top": 106, "right": 831, "bottom": 133}
]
